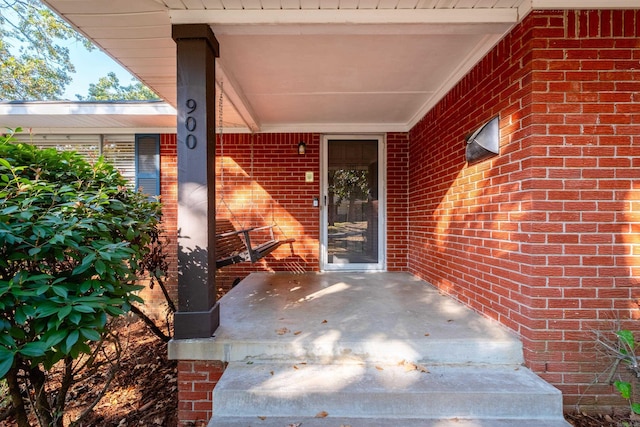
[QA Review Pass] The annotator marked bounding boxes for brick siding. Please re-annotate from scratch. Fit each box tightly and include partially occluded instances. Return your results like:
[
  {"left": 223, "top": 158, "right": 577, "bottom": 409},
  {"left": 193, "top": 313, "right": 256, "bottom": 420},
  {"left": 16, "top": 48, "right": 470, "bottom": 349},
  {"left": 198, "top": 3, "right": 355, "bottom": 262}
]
[
  {"left": 167, "top": 8, "right": 639, "bottom": 422},
  {"left": 177, "top": 361, "right": 226, "bottom": 426},
  {"left": 408, "top": 9, "right": 640, "bottom": 411}
]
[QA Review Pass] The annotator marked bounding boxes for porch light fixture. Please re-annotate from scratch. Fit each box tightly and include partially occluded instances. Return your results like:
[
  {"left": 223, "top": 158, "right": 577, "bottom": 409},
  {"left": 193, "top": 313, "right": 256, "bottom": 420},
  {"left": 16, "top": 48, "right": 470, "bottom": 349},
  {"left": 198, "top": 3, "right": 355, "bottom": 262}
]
[
  {"left": 298, "top": 141, "right": 307, "bottom": 155},
  {"left": 465, "top": 116, "right": 500, "bottom": 164}
]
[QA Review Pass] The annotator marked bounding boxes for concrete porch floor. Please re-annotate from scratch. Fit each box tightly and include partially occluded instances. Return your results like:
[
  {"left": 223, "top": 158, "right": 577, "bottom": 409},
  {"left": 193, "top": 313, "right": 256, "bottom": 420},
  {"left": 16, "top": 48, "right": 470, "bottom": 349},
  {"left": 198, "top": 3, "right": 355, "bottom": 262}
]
[
  {"left": 170, "top": 272, "right": 571, "bottom": 427},
  {"left": 169, "top": 271, "right": 524, "bottom": 365}
]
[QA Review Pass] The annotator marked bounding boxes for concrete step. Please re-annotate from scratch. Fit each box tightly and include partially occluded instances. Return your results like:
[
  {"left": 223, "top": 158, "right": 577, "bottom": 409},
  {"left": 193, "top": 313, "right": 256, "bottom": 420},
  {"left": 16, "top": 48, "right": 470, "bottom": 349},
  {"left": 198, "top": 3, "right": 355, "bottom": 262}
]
[
  {"left": 210, "top": 362, "right": 568, "bottom": 423},
  {"left": 199, "top": 333, "right": 524, "bottom": 365},
  {"left": 209, "top": 416, "right": 572, "bottom": 427}
]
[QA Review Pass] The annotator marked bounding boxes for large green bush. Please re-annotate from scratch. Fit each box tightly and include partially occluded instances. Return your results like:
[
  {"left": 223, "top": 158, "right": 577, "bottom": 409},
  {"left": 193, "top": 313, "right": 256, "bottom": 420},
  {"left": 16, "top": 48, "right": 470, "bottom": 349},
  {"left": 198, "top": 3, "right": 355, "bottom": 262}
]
[{"left": 0, "top": 129, "right": 162, "bottom": 426}]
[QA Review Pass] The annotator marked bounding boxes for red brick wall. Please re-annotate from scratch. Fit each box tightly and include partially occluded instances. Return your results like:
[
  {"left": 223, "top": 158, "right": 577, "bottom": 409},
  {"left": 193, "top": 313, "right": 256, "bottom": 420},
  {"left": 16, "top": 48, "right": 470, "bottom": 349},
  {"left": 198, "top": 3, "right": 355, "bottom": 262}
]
[
  {"left": 213, "top": 132, "right": 321, "bottom": 290},
  {"left": 408, "top": 9, "right": 640, "bottom": 411},
  {"left": 161, "top": 132, "right": 410, "bottom": 293},
  {"left": 387, "top": 132, "right": 410, "bottom": 270},
  {"left": 177, "top": 361, "right": 226, "bottom": 426}
]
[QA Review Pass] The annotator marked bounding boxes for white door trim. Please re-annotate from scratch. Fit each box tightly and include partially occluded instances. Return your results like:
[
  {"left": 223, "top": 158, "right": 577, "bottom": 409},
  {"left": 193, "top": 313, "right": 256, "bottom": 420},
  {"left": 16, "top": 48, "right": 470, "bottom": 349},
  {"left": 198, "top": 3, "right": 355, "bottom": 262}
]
[{"left": 320, "top": 134, "right": 386, "bottom": 272}]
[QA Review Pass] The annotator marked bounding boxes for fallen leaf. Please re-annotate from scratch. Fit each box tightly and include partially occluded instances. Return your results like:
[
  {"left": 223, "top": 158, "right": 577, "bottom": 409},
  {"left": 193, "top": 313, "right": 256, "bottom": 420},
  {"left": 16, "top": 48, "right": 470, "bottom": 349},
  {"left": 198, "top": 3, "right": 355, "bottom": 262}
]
[
  {"left": 270, "top": 370, "right": 274, "bottom": 376},
  {"left": 294, "top": 330, "right": 302, "bottom": 335},
  {"left": 276, "top": 327, "right": 290, "bottom": 335},
  {"left": 321, "top": 319, "right": 328, "bottom": 324},
  {"left": 403, "top": 362, "right": 417, "bottom": 372},
  {"left": 287, "top": 424, "right": 302, "bottom": 427},
  {"left": 340, "top": 425, "right": 352, "bottom": 427},
  {"left": 315, "top": 411, "right": 329, "bottom": 418},
  {"left": 293, "top": 365, "right": 299, "bottom": 370},
  {"left": 400, "top": 360, "right": 429, "bottom": 373},
  {"left": 417, "top": 364, "right": 430, "bottom": 373},
  {"left": 375, "top": 365, "right": 384, "bottom": 371},
  {"left": 258, "top": 415, "right": 267, "bottom": 420},
  {"left": 424, "top": 333, "right": 430, "bottom": 336}
]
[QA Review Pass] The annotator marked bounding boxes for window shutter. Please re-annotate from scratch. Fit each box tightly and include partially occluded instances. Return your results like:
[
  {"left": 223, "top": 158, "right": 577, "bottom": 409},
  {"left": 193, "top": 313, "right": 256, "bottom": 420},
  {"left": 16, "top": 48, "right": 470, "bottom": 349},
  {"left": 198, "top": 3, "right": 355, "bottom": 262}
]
[{"left": 135, "top": 134, "right": 160, "bottom": 197}]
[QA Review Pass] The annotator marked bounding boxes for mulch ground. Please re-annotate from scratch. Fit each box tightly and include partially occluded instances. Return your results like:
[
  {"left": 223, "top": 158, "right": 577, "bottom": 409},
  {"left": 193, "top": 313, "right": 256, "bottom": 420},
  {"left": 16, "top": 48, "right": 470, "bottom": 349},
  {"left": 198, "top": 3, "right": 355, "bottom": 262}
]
[
  {"left": 0, "top": 318, "right": 177, "bottom": 427},
  {"left": 1, "top": 319, "right": 638, "bottom": 427},
  {"left": 566, "top": 413, "right": 640, "bottom": 427}
]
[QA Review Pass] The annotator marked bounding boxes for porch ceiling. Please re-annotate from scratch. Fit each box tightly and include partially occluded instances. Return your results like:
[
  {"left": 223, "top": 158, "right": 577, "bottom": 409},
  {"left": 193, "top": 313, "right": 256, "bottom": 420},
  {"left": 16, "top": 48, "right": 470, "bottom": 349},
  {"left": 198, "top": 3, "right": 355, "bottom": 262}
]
[{"left": 43, "top": 0, "right": 637, "bottom": 133}]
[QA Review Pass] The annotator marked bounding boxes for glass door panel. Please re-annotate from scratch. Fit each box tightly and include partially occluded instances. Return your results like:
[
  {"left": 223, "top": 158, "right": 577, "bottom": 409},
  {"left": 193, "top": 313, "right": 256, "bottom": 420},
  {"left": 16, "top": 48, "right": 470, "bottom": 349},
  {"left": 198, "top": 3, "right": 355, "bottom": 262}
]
[{"left": 323, "top": 138, "right": 382, "bottom": 270}]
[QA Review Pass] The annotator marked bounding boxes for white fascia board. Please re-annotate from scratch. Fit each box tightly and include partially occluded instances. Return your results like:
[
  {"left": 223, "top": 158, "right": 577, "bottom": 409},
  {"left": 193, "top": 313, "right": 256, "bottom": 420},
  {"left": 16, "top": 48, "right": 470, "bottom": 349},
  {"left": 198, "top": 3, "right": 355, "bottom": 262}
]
[
  {"left": 212, "top": 22, "right": 514, "bottom": 36},
  {"left": 0, "top": 102, "right": 176, "bottom": 117},
  {"left": 258, "top": 122, "right": 410, "bottom": 134},
  {"left": 170, "top": 8, "right": 520, "bottom": 26},
  {"left": 16, "top": 127, "right": 178, "bottom": 135}
]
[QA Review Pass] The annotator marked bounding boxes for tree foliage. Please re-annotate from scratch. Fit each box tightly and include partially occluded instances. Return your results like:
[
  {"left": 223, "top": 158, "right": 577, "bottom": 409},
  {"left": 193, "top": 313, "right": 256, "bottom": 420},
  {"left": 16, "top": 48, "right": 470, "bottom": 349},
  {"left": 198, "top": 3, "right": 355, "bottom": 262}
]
[
  {"left": 76, "top": 71, "right": 159, "bottom": 101},
  {"left": 0, "top": 0, "right": 91, "bottom": 100},
  {"left": 0, "top": 0, "right": 160, "bottom": 101},
  {"left": 0, "top": 128, "right": 162, "bottom": 426}
]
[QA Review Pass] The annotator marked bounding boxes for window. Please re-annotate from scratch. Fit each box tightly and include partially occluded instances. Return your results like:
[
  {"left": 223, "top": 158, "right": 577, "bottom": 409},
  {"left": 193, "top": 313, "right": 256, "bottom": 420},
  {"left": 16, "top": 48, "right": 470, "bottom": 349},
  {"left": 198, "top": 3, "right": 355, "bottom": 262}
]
[
  {"left": 135, "top": 134, "right": 160, "bottom": 198},
  {"left": 14, "top": 133, "right": 160, "bottom": 198}
]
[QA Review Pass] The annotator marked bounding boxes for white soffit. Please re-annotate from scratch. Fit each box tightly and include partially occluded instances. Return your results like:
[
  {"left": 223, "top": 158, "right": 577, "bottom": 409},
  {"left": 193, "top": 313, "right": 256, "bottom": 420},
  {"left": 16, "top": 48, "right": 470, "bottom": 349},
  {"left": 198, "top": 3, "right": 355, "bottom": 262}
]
[
  {"left": 0, "top": 102, "right": 177, "bottom": 134},
  {"left": 41, "top": 0, "right": 638, "bottom": 133}
]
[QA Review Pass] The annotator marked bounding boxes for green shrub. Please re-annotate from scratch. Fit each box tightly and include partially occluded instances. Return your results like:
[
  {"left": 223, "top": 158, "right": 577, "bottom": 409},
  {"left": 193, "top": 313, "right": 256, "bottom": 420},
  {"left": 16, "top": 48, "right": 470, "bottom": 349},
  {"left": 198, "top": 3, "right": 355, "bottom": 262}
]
[
  {"left": 612, "top": 330, "right": 640, "bottom": 415},
  {"left": 0, "top": 128, "right": 162, "bottom": 426}
]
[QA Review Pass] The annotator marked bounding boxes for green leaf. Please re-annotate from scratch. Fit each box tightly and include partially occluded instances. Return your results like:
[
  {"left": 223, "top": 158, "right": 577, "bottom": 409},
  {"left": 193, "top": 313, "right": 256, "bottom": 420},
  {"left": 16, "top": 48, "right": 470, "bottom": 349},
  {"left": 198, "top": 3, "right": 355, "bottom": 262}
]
[
  {"left": 72, "top": 253, "right": 97, "bottom": 275},
  {"left": 68, "top": 311, "right": 82, "bottom": 325},
  {"left": 22, "top": 273, "right": 53, "bottom": 283},
  {"left": 44, "top": 329, "right": 67, "bottom": 348},
  {"left": 615, "top": 380, "right": 632, "bottom": 399},
  {"left": 617, "top": 330, "right": 635, "bottom": 348},
  {"left": 80, "top": 328, "right": 101, "bottom": 342},
  {"left": 0, "top": 205, "right": 19, "bottom": 215},
  {"left": 57, "top": 304, "right": 72, "bottom": 320},
  {"left": 94, "top": 259, "right": 106, "bottom": 275},
  {"left": 36, "top": 302, "right": 61, "bottom": 318},
  {"left": 65, "top": 329, "right": 79, "bottom": 351},
  {"left": 0, "top": 348, "right": 14, "bottom": 378},
  {"left": 73, "top": 304, "right": 95, "bottom": 314},
  {"left": 35, "top": 285, "right": 49, "bottom": 295},
  {"left": 14, "top": 307, "right": 27, "bottom": 325},
  {"left": 632, "top": 403, "right": 640, "bottom": 415},
  {"left": 19, "top": 342, "right": 47, "bottom": 358},
  {"left": 52, "top": 285, "right": 68, "bottom": 299}
]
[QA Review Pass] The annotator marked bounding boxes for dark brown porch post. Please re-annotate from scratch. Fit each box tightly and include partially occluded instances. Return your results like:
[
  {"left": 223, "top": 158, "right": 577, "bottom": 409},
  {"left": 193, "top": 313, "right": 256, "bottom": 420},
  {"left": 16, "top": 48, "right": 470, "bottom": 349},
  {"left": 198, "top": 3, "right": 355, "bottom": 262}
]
[{"left": 172, "top": 24, "right": 220, "bottom": 339}]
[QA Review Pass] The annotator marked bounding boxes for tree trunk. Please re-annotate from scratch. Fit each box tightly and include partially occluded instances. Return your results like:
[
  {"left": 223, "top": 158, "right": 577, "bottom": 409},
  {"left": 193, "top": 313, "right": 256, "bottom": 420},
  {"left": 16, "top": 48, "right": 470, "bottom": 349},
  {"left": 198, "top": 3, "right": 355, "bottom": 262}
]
[
  {"left": 53, "top": 357, "right": 74, "bottom": 427},
  {"left": 29, "top": 364, "right": 53, "bottom": 427},
  {"left": 6, "top": 366, "right": 29, "bottom": 427}
]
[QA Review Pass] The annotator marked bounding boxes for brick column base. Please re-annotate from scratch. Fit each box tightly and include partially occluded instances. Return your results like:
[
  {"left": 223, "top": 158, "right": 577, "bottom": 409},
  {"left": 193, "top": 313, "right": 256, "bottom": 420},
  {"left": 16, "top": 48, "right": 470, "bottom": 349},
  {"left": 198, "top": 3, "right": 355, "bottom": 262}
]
[{"left": 177, "top": 360, "right": 226, "bottom": 426}]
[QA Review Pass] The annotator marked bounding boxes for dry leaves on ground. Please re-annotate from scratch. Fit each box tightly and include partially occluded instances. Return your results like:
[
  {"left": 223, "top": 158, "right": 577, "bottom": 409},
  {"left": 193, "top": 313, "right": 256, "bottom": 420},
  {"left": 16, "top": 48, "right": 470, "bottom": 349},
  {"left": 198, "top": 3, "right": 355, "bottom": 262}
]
[{"left": 0, "top": 318, "right": 177, "bottom": 427}]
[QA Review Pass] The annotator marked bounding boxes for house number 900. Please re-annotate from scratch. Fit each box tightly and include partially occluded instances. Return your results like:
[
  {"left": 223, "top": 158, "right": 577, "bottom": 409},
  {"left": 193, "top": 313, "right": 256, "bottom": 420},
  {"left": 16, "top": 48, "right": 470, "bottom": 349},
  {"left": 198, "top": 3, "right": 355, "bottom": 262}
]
[{"left": 185, "top": 99, "right": 197, "bottom": 149}]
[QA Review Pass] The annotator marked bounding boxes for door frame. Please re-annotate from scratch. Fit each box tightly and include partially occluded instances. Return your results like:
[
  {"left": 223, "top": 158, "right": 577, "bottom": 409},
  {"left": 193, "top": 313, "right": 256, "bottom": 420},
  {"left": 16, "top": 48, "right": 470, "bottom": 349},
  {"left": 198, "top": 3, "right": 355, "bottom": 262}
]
[{"left": 320, "top": 134, "right": 386, "bottom": 271}]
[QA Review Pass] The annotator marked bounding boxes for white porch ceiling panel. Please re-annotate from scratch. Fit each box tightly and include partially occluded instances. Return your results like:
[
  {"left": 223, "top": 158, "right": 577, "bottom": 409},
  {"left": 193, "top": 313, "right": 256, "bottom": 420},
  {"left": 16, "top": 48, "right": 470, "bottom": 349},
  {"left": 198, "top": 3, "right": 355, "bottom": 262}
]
[{"left": 42, "top": 0, "right": 637, "bottom": 133}]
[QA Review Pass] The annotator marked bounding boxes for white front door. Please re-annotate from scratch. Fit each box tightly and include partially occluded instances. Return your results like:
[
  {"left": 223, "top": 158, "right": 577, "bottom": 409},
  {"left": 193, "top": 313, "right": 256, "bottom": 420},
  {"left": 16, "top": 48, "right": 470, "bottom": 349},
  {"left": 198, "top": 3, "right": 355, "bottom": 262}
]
[{"left": 320, "top": 135, "right": 385, "bottom": 271}]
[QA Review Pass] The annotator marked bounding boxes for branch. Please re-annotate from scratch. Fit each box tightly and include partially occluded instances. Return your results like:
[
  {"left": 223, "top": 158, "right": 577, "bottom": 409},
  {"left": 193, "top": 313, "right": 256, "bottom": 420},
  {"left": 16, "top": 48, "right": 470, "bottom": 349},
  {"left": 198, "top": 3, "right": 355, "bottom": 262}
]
[
  {"left": 69, "top": 341, "right": 121, "bottom": 427},
  {"left": 130, "top": 304, "right": 171, "bottom": 342}
]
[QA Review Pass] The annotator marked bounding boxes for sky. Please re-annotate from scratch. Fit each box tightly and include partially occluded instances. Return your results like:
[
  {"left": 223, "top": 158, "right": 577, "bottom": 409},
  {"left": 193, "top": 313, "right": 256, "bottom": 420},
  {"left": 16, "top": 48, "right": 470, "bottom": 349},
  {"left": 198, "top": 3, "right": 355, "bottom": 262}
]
[{"left": 62, "top": 40, "right": 138, "bottom": 100}]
